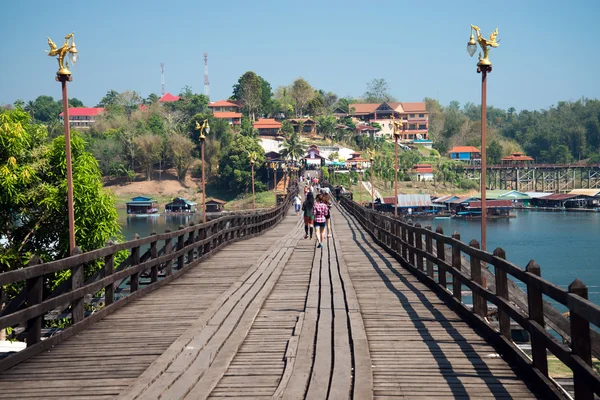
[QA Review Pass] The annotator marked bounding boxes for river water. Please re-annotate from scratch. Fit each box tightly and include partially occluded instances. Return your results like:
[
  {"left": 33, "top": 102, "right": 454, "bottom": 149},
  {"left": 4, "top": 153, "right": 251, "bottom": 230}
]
[{"left": 118, "top": 209, "right": 600, "bottom": 306}]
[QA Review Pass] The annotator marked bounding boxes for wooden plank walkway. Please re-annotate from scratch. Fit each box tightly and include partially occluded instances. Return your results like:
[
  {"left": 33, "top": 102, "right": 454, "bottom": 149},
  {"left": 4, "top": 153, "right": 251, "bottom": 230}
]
[
  {"left": 0, "top": 208, "right": 299, "bottom": 399},
  {"left": 0, "top": 203, "right": 542, "bottom": 399},
  {"left": 334, "top": 204, "right": 540, "bottom": 399}
]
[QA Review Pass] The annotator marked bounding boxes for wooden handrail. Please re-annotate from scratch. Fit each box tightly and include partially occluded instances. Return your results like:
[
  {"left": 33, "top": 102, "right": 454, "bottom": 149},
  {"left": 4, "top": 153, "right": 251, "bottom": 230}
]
[
  {"left": 339, "top": 195, "right": 600, "bottom": 399},
  {"left": 0, "top": 186, "right": 296, "bottom": 373}
]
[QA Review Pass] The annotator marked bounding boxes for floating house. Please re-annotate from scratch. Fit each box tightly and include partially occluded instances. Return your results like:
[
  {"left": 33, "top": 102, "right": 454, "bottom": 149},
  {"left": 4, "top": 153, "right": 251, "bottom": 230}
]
[
  {"left": 475, "top": 190, "right": 531, "bottom": 207},
  {"left": 126, "top": 196, "right": 158, "bottom": 215},
  {"left": 376, "top": 194, "right": 435, "bottom": 214},
  {"left": 455, "top": 200, "right": 513, "bottom": 218},
  {"left": 532, "top": 189, "right": 600, "bottom": 209},
  {"left": 206, "top": 198, "right": 227, "bottom": 213},
  {"left": 165, "top": 197, "right": 197, "bottom": 213}
]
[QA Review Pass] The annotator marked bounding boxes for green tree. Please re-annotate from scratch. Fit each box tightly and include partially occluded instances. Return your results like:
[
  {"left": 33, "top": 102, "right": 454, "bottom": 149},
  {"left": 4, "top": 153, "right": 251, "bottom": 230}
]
[
  {"left": 240, "top": 116, "right": 257, "bottom": 138},
  {"left": 233, "top": 71, "right": 262, "bottom": 121},
  {"left": 218, "top": 135, "right": 266, "bottom": 194},
  {"left": 134, "top": 134, "right": 163, "bottom": 180},
  {"left": 307, "top": 91, "right": 325, "bottom": 116},
  {"left": 97, "top": 90, "right": 120, "bottom": 107},
  {"left": 258, "top": 76, "right": 273, "bottom": 115},
  {"left": 316, "top": 115, "right": 336, "bottom": 139},
  {"left": 289, "top": 78, "right": 313, "bottom": 117},
  {"left": 0, "top": 109, "right": 120, "bottom": 291},
  {"left": 364, "top": 78, "right": 396, "bottom": 103},
  {"left": 487, "top": 140, "right": 503, "bottom": 165},
  {"left": 167, "top": 133, "right": 195, "bottom": 181},
  {"left": 31, "top": 95, "right": 62, "bottom": 123},
  {"left": 68, "top": 98, "right": 84, "bottom": 108},
  {"left": 280, "top": 132, "right": 304, "bottom": 162},
  {"left": 280, "top": 120, "right": 294, "bottom": 137}
]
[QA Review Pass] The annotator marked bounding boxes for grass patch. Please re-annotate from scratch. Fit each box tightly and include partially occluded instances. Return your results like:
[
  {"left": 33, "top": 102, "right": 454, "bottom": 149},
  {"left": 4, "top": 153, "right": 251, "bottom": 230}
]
[
  {"left": 225, "top": 190, "right": 276, "bottom": 211},
  {"left": 547, "top": 356, "right": 600, "bottom": 379}
]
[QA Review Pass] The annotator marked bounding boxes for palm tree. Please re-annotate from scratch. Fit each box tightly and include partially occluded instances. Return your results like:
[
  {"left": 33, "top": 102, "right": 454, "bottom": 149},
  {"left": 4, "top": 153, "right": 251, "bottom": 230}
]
[
  {"left": 281, "top": 132, "right": 304, "bottom": 162},
  {"left": 25, "top": 101, "right": 35, "bottom": 120}
]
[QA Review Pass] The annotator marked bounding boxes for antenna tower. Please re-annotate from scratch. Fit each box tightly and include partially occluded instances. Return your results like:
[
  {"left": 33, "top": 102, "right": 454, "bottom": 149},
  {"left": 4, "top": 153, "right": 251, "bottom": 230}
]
[
  {"left": 204, "top": 53, "right": 210, "bottom": 99},
  {"left": 160, "top": 63, "right": 165, "bottom": 95}
]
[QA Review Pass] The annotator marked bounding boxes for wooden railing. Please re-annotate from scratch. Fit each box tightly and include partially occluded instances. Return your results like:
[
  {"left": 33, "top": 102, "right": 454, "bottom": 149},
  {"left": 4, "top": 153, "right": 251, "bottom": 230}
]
[
  {"left": 0, "top": 188, "right": 296, "bottom": 373},
  {"left": 340, "top": 195, "right": 600, "bottom": 400}
]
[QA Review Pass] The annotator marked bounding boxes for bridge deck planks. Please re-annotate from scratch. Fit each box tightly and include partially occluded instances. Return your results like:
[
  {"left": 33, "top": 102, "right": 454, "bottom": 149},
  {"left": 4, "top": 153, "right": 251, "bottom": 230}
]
[
  {"left": 1, "top": 202, "right": 546, "bottom": 399},
  {"left": 0, "top": 209, "right": 299, "bottom": 400},
  {"left": 334, "top": 205, "right": 540, "bottom": 399}
]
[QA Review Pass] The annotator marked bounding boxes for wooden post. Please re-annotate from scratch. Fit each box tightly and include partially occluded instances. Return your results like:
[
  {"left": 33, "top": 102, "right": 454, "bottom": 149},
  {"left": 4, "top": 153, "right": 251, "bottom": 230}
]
[
  {"left": 401, "top": 224, "right": 408, "bottom": 260},
  {"left": 415, "top": 223, "right": 423, "bottom": 271},
  {"left": 130, "top": 234, "right": 140, "bottom": 293},
  {"left": 568, "top": 279, "right": 593, "bottom": 400},
  {"left": 436, "top": 226, "right": 446, "bottom": 288},
  {"left": 469, "top": 239, "right": 486, "bottom": 318},
  {"left": 104, "top": 241, "right": 115, "bottom": 306},
  {"left": 150, "top": 233, "right": 158, "bottom": 283},
  {"left": 425, "top": 225, "right": 434, "bottom": 279},
  {"left": 188, "top": 222, "right": 195, "bottom": 265},
  {"left": 526, "top": 260, "right": 548, "bottom": 376},
  {"left": 26, "top": 256, "right": 43, "bottom": 347},
  {"left": 164, "top": 228, "right": 173, "bottom": 276},
  {"left": 177, "top": 225, "right": 185, "bottom": 270},
  {"left": 451, "top": 232, "right": 462, "bottom": 301},
  {"left": 407, "top": 220, "right": 415, "bottom": 266},
  {"left": 493, "top": 247, "right": 511, "bottom": 339},
  {"left": 71, "top": 247, "right": 84, "bottom": 324}
]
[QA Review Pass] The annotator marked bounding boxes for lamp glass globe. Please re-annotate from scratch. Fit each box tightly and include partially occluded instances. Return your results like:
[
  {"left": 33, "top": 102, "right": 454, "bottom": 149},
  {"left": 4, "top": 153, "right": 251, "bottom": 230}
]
[
  {"left": 69, "top": 51, "right": 79, "bottom": 65},
  {"left": 205, "top": 126, "right": 210, "bottom": 134},
  {"left": 467, "top": 43, "right": 477, "bottom": 57}
]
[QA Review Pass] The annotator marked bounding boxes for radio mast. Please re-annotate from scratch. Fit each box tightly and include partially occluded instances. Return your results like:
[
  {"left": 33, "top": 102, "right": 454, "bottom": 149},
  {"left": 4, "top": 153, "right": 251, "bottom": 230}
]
[
  {"left": 204, "top": 53, "right": 210, "bottom": 99},
  {"left": 160, "top": 62, "right": 165, "bottom": 95}
]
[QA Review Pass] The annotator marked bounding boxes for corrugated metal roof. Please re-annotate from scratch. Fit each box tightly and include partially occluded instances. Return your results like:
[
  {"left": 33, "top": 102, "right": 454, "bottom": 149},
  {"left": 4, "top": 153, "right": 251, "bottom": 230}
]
[
  {"left": 466, "top": 200, "right": 512, "bottom": 208},
  {"left": 475, "top": 190, "right": 530, "bottom": 199},
  {"left": 568, "top": 189, "right": 600, "bottom": 196},
  {"left": 540, "top": 193, "right": 579, "bottom": 200},
  {"left": 450, "top": 196, "right": 475, "bottom": 204},
  {"left": 432, "top": 195, "right": 453, "bottom": 203},
  {"left": 524, "top": 192, "right": 553, "bottom": 199},
  {"left": 396, "top": 194, "right": 432, "bottom": 207}
]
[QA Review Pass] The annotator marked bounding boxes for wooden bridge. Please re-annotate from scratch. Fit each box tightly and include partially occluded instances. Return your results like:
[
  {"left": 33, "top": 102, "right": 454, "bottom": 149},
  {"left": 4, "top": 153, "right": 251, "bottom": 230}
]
[{"left": 1, "top": 189, "right": 599, "bottom": 399}]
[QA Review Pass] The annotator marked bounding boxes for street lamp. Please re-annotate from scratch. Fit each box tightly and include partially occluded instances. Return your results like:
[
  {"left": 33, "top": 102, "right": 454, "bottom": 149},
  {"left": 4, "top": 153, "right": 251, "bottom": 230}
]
[
  {"left": 47, "top": 32, "right": 79, "bottom": 255},
  {"left": 248, "top": 152, "right": 257, "bottom": 210},
  {"left": 195, "top": 119, "right": 210, "bottom": 223},
  {"left": 367, "top": 149, "right": 376, "bottom": 210},
  {"left": 467, "top": 24, "right": 500, "bottom": 251},
  {"left": 389, "top": 115, "right": 404, "bottom": 217}
]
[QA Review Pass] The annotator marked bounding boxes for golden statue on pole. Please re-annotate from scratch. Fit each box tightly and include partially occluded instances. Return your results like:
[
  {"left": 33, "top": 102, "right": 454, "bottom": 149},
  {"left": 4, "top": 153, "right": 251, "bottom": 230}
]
[
  {"left": 46, "top": 33, "right": 78, "bottom": 76},
  {"left": 467, "top": 25, "right": 499, "bottom": 67}
]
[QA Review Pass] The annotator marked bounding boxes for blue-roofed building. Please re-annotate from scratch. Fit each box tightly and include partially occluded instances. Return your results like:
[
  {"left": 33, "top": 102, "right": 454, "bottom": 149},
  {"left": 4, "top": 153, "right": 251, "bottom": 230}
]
[
  {"left": 165, "top": 197, "right": 197, "bottom": 213},
  {"left": 126, "top": 196, "right": 158, "bottom": 214}
]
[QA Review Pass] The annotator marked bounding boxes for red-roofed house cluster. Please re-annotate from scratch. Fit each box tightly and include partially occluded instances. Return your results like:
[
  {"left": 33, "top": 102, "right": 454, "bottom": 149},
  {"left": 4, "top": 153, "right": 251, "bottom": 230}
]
[
  {"left": 348, "top": 101, "right": 429, "bottom": 141},
  {"left": 208, "top": 100, "right": 243, "bottom": 125}
]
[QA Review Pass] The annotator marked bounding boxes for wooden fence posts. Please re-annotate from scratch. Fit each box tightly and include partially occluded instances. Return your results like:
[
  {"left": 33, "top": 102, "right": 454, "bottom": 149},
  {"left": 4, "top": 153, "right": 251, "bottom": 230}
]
[
  {"left": 104, "top": 241, "right": 115, "bottom": 306},
  {"left": 26, "top": 256, "right": 43, "bottom": 347},
  {"left": 425, "top": 225, "right": 434, "bottom": 279},
  {"left": 435, "top": 226, "right": 446, "bottom": 289},
  {"left": 569, "top": 279, "right": 593, "bottom": 400},
  {"left": 469, "top": 239, "right": 485, "bottom": 318},
  {"left": 525, "top": 260, "right": 548, "bottom": 376},
  {"left": 150, "top": 233, "right": 158, "bottom": 283},
  {"left": 415, "top": 223, "right": 423, "bottom": 271},
  {"left": 130, "top": 235, "right": 140, "bottom": 293},
  {"left": 492, "top": 247, "right": 511, "bottom": 340},
  {"left": 71, "top": 247, "right": 84, "bottom": 323},
  {"left": 451, "top": 232, "right": 462, "bottom": 301}
]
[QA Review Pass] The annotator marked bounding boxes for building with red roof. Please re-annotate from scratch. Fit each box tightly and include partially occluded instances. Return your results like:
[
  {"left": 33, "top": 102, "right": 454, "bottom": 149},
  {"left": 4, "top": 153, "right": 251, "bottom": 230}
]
[
  {"left": 347, "top": 101, "right": 428, "bottom": 141},
  {"left": 158, "top": 93, "right": 180, "bottom": 103},
  {"left": 408, "top": 164, "right": 434, "bottom": 181},
  {"left": 448, "top": 146, "right": 481, "bottom": 162},
  {"left": 501, "top": 152, "right": 534, "bottom": 165},
  {"left": 253, "top": 118, "right": 281, "bottom": 137},
  {"left": 59, "top": 107, "right": 105, "bottom": 129},
  {"left": 208, "top": 100, "right": 243, "bottom": 125}
]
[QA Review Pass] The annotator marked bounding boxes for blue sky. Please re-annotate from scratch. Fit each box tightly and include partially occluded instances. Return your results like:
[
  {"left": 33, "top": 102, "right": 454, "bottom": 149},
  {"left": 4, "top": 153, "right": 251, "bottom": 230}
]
[{"left": 1, "top": 0, "right": 598, "bottom": 111}]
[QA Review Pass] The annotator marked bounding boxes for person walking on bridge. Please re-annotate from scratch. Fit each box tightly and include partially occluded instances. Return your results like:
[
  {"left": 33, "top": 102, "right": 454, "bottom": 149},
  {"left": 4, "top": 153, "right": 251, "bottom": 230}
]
[
  {"left": 302, "top": 192, "right": 315, "bottom": 239},
  {"left": 293, "top": 194, "right": 302, "bottom": 216},
  {"left": 313, "top": 194, "right": 329, "bottom": 248}
]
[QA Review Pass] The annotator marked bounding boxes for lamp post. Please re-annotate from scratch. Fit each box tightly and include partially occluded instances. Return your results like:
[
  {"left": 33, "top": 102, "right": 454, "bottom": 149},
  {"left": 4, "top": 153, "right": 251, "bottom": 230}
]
[
  {"left": 195, "top": 119, "right": 211, "bottom": 223},
  {"left": 389, "top": 116, "right": 403, "bottom": 217},
  {"left": 467, "top": 24, "right": 499, "bottom": 251},
  {"left": 248, "top": 152, "right": 257, "bottom": 210},
  {"left": 367, "top": 149, "right": 375, "bottom": 210},
  {"left": 47, "top": 33, "right": 79, "bottom": 255}
]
